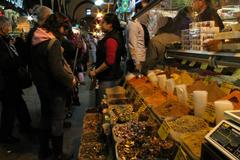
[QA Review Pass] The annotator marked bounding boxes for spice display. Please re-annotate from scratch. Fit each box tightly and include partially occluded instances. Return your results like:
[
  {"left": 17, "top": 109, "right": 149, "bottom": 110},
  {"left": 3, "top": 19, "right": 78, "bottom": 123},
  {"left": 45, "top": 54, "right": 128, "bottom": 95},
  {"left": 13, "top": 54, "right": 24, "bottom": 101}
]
[
  {"left": 152, "top": 100, "right": 190, "bottom": 118},
  {"left": 83, "top": 118, "right": 100, "bottom": 132},
  {"left": 112, "top": 121, "right": 158, "bottom": 141},
  {"left": 144, "top": 92, "right": 166, "bottom": 108},
  {"left": 78, "top": 155, "right": 106, "bottom": 160},
  {"left": 84, "top": 113, "right": 101, "bottom": 122},
  {"left": 106, "top": 86, "right": 126, "bottom": 99},
  {"left": 81, "top": 132, "right": 102, "bottom": 143},
  {"left": 187, "top": 80, "right": 207, "bottom": 93},
  {"left": 206, "top": 81, "right": 226, "bottom": 102},
  {"left": 78, "top": 142, "right": 107, "bottom": 160},
  {"left": 117, "top": 137, "right": 177, "bottom": 160},
  {"left": 108, "top": 105, "right": 133, "bottom": 124},
  {"left": 173, "top": 71, "right": 194, "bottom": 86},
  {"left": 107, "top": 98, "right": 130, "bottom": 105},
  {"left": 128, "top": 77, "right": 148, "bottom": 87},
  {"left": 138, "top": 109, "right": 150, "bottom": 121},
  {"left": 168, "top": 115, "right": 209, "bottom": 133},
  {"left": 181, "top": 129, "right": 211, "bottom": 158},
  {"left": 222, "top": 90, "right": 240, "bottom": 109},
  {"left": 82, "top": 113, "right": 101, "bottom": 133}
]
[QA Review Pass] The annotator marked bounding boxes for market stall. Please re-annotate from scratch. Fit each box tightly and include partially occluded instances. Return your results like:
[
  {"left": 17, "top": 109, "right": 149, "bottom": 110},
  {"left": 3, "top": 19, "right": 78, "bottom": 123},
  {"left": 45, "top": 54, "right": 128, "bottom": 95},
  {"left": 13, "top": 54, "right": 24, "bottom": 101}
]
[{"left": 77, "top": 0, "right": 240, "bottom": 159}]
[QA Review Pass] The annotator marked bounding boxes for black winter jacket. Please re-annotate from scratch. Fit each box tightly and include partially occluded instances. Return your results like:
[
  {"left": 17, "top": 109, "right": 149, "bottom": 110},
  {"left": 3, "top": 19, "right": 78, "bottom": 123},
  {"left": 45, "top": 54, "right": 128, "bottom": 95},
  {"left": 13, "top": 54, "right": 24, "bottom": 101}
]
[
  {"left": 95, "top": 30, "right": 125, "bottom": 81},
  {"left": 0, "top": 35, "right": 22, "bottom": 96},
  {"left": 31, "top": 39, "right": 73, "bottom": 97}
]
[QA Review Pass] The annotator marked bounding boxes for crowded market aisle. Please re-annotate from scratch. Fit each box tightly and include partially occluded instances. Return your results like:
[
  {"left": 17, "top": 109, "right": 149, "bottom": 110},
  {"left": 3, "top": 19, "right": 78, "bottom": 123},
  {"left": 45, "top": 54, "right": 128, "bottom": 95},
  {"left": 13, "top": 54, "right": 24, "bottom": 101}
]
[{"left": 0, "top": 77, "right": 94, "bottom": 160}]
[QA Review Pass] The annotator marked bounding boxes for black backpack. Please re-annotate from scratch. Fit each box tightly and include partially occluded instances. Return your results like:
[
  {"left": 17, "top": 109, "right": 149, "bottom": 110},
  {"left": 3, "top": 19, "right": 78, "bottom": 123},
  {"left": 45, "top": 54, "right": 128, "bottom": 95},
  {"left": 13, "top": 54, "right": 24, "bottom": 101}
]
[{"left": 140, "top": 23, "right": 150, "bottom": 48}]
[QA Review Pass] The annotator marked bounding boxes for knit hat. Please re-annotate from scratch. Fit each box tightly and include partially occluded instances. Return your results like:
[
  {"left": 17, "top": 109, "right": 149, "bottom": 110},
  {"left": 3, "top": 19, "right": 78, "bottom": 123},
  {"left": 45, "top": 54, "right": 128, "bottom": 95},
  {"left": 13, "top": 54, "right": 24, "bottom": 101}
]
[{"left": 32, "top": 5, "right": 53, "bottom": 25}]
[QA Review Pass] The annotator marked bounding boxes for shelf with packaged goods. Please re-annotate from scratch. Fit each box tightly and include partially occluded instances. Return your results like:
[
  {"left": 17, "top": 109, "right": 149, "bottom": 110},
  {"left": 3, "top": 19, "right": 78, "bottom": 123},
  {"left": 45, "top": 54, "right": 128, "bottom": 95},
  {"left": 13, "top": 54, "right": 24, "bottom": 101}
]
[{"left": 166, "top": 49, "right": 240, "bottom": 68}]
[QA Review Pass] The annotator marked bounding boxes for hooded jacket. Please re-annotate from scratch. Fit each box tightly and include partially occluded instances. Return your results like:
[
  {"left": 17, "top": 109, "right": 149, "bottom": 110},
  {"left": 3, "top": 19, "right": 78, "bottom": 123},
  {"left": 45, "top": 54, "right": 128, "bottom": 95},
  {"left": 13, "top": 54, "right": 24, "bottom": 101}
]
[{"left": 31, "top": 28, "right": 73, "bottom": 96}]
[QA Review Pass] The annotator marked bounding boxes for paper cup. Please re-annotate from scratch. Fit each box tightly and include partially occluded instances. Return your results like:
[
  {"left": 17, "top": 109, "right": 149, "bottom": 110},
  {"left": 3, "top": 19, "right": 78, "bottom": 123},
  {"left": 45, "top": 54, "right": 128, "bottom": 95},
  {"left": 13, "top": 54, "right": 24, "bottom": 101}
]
[
  {"left": 214, "top": 100, "right": 233, "bottom": 124},
  {"left": 193, "top": 90, "right": 208, "bottom": 118},
  {"left": 176, "top": 84, "right": 188, "bottom": 105}
]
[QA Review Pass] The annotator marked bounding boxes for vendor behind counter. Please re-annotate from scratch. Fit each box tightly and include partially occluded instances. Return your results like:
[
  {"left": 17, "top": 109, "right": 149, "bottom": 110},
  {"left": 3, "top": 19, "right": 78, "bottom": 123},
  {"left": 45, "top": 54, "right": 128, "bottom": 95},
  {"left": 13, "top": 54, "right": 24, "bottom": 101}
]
[{"left": 142, "top": 7, "right": 193, "bottom": 74}]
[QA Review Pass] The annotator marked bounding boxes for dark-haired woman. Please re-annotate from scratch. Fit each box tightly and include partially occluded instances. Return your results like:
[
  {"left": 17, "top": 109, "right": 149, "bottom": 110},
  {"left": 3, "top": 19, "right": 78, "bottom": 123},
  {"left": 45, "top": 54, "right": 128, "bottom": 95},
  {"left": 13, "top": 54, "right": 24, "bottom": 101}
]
[
  {"left": 89, "top": 13, "right": 126, "bottom": 103},
  {"left": 31, "top": 13, "right": 75, "bottom": 160}
]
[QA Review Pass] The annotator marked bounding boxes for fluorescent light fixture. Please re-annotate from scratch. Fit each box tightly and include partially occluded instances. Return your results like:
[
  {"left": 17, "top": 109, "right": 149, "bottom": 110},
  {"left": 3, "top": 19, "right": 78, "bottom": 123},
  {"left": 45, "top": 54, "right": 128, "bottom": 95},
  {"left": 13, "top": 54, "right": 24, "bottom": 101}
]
[
  {"left": 27, "top": 15, "right": 33, "bottom": 21},
  {"left": 95, "top": 0, "right": 104, "bottom": 6}
]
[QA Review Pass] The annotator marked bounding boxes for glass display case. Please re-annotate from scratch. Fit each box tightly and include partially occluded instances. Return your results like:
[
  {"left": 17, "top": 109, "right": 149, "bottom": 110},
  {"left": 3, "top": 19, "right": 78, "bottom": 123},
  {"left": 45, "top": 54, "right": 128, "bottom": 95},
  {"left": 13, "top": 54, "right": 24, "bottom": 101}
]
[{"left": 134, "top": 0, "right": 239, "bottom": 37}]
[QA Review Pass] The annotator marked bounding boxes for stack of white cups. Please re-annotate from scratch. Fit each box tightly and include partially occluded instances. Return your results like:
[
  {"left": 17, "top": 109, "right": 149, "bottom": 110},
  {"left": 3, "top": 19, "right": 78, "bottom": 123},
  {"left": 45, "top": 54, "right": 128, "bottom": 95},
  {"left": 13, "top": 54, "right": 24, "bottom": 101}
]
[
  {"left": 193, "top": 90, "right": 208, "bottom": 118},
  {"left": 214, "top": 100, "right": 233, "bottom": 124},
  {"left": 175, "top": 84, "right": 188, "bottom": 105}
]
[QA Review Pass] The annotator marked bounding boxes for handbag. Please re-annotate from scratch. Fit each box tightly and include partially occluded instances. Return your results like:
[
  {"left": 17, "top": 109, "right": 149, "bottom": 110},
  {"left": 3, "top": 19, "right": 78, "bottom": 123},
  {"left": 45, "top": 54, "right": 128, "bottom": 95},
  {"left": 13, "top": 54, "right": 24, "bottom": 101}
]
[
  {"left": 16, "top": 66, "right": 32, "bottom": 89},
  {"left": 48, "top": 38, "right": 74, "bottom": 79}
]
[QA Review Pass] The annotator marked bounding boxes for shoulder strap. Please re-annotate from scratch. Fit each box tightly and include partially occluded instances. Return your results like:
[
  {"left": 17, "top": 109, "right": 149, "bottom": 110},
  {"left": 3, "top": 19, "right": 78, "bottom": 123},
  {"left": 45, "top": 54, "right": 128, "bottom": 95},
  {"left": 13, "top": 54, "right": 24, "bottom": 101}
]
[
  {"left": 140, "top": 23, "right": 150, "bottom": 47},
  {"left": 47, "top": 38, "right": 57, "bottom": 51}
]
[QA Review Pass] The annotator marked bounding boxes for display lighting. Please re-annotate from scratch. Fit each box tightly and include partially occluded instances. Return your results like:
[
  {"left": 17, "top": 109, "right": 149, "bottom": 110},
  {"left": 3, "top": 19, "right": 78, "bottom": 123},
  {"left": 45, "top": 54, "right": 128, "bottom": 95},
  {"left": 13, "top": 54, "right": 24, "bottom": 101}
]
[
  {"left": 27, "top": 15, "right": 33, "bottom": 21},
  {"left": 96, "top": 23, "right": 101, "bottom": 29},
  {"left": 95, "top": 0, "right": 104, "bottom": 6},
  {"left": 96, "top": 12, "right": 103, "bottom": 19}
]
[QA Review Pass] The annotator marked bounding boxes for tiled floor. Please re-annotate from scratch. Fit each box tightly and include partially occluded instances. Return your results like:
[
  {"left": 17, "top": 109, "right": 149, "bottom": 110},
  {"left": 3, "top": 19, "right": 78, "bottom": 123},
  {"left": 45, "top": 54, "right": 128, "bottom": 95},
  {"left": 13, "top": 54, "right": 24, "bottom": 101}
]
[{"left": 0, "top": 78, "right": 94, "bottom": 160}]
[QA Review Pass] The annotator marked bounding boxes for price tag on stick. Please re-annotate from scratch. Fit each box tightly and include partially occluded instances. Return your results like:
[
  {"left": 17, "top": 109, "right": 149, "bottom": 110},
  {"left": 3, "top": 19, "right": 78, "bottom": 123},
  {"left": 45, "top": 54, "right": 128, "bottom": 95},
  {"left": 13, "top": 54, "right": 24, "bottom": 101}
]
[{"left": 158, "top": 121, "right": 170, "bottom": 140}]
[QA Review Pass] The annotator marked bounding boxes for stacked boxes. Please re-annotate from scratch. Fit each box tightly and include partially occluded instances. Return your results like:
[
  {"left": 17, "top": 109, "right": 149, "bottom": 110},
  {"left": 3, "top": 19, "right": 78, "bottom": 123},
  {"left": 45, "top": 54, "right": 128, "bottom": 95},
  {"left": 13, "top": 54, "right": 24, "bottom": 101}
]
[
  {"left": 181, "top": 29, "right": 191, "bottom": 50},
  {"left": 181, "top": 21, "right": 220, "bottom": 51}
]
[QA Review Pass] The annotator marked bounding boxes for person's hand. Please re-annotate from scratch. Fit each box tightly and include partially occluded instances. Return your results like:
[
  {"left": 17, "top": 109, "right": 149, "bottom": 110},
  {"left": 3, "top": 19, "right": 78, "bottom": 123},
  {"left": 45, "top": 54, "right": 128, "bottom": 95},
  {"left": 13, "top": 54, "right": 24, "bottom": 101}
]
[
  {"left": 89, "top": 70, "right": 96, "bottom": 78},
  {"left": 72, "top": 77, "right": 77, "bottom": 86},
  {"left": 203, "top": 39, "right": 222, "bottom": 52}
]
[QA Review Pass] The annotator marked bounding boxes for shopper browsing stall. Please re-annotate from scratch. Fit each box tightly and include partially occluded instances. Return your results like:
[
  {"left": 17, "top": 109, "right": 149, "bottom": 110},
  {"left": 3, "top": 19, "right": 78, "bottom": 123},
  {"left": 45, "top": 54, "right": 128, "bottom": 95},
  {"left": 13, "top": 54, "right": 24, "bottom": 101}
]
[
  {"left": 0, "top": 16, "right": 33, "bottom": 143},
  {"left": 127, "top": 1, "right": 150, "bottom": 73},
  {"left": 31, "top": 13, "right": 75, "bottom": 160}
]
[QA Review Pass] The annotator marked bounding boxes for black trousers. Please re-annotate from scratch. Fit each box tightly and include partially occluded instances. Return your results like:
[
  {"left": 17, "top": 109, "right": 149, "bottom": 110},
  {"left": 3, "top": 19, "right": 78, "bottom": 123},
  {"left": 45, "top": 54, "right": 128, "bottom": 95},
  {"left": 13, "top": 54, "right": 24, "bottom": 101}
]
[
  {"left": 0, "top": 92, "right": 31, "bottom": 137},
  {"left": 37, "top": 89, "right": 66, "bottom": 157}
]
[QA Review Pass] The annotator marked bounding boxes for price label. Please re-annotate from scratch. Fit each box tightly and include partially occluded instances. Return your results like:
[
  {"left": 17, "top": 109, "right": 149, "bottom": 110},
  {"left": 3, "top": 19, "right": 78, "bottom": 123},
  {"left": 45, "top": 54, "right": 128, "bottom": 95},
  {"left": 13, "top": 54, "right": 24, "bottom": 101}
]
[
  {"left": 204, "top": 104, "right": 216, "bottom": 123},
  {"left": 200, "top": 63, "right": 208, "bottom": 70},
  {"left": 132, "top": 112, "right": 139, "bottom": 121},
  {"left": 220, "top": 83, "right": 234, "bottom": 94},
  {"left": 158, "top": 121, "right": 170, "bottom": 140},
  {"left": 181, "top": 60, "right": 188, "bottom": 65},
  {"left": 174, "top": 146, "right": 188, "bottom": 160},
  {"left": 134, "top": 95, "right": 141, "bottom": 105},
  {"left": 233, "top": 68, "right": 240, "bottom": 77},
  {"left": 214, "top": 67, "right": 224, "bottom": 73},
  {"left": 138, "top": 102, "right": 147, "bottom": 113},
  {"left": 189, "top": 61, "right": 196, "bottom": 67}
]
